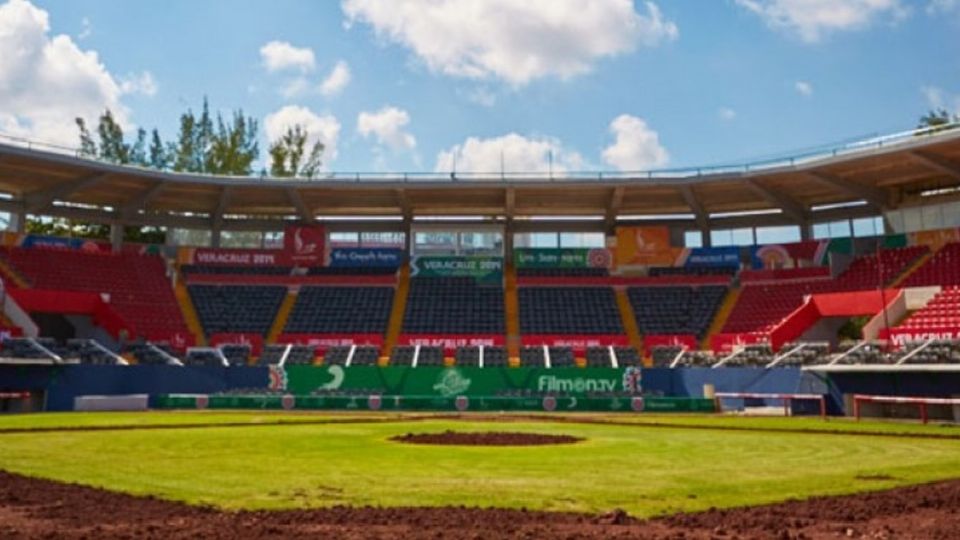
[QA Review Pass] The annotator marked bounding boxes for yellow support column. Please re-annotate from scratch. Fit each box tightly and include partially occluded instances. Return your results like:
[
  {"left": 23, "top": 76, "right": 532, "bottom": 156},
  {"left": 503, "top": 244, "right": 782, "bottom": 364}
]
[
  {"left": 383, "top": 264, "right": 411, "bottom": 360},
  {"left": 701, "top": 286, "right": 740, "bottom": 350},
  {"left": 0, "top": 257, "right": 29, "bottom": 288},
  {"left": 266, "top": 291, "right": 298, "bottom": 344},
  {"left": 615, "top": 288, "right": 643, "bottom": 358},
  {"left": 504, "top": 263, "right": 521, "bottom": 362},
  {"left": 174, "top": 279, "right": 207, "bottom": 347},
  {"left": 890, "top": 250, "right": 933, "bottom": 288}
]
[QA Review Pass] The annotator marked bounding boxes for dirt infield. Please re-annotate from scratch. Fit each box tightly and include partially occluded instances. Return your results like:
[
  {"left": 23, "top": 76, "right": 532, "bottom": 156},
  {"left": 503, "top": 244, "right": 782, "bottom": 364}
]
[
  {"left": 390, "top": 430, "right": 584, "bottom": 446},
  {"left": 2, "top": 471, "right": 960, "bottom": 539}
]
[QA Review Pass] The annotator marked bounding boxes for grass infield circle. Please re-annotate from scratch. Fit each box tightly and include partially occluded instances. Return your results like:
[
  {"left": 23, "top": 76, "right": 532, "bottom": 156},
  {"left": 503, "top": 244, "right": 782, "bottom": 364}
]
[{"left": 389, "top": 430, "right": 585, "bottom": 446}]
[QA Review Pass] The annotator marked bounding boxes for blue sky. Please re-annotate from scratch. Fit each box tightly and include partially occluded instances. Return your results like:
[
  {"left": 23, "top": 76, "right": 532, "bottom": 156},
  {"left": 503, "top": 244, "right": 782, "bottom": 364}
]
[{"left": 1, "top": 0, "right": 958, "bottom": 174}]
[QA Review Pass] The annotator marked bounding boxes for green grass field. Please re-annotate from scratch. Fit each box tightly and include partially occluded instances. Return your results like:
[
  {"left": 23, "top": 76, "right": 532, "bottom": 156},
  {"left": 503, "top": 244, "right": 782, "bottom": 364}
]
[{"left": 1, "top": 411, "right": 959, "bottom": 517}]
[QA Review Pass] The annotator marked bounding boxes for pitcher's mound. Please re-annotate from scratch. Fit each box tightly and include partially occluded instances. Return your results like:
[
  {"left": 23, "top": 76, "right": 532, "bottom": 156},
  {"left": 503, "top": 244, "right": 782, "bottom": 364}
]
[{"left": 390, "top": 430, "right": 584, "bottom": 446}]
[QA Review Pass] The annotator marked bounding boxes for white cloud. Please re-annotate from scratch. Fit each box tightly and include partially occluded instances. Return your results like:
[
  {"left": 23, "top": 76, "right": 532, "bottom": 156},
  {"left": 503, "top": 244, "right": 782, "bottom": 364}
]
[
  {"left": 342, "top": 0, "right": 678, "bottom": 86},
  {"left": 460, "top": 86, "right": 497, "bottom": 107},
  {"left": 319, "top": 60, "right": 351, "bottom": 97},
  {"left": 927, "top": 0, "right": 958, "bottom": 14},
  {"left": 118, "top": 71, "right": 157, "bottom": 97},
  {"left": 259, "top": 40, "right": 316, "bottom": 73},
  {"left": 435, "top": 133, "right": 584, "bottom": 174},
  {"left": 718, "top": 107, "right": 737, "bottom": 121},
  {"left": 735, "top": 0, "right": 908, "bottom": 42},
  {"left": 264, "top": 105, "right": 342, "bottom": 164},
  {"left": 78, "top": 16, "right": 91, "bottom": 39},
  {"left": 357, "top": 106, "right": 416, "bottom": 151},
  {"left": 922, "top": 86, "right": 960, "bottom": 114},
  {"left": 601, "top": 114, "right": 668, "bottom": 171},
  {"left": 0, "top": 0, "right": 145, "bottom": 146},
  {"left": 280, "top": 77, "right": 310, "bottom": 99},
  {"left": 795, "top": 80, "right": 813, "bottom": 96}
]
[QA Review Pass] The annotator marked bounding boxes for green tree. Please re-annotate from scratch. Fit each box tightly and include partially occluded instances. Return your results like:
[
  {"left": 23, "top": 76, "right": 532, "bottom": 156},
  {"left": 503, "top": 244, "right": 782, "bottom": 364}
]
[
  {"left": 75, "top": 118, "right": 97, "bottom": 159},
  {"left": 917, "top": 108, "right": 958, "bottom": 132},
  {"left": 130, "top": 128, "right": 148, "bottom": 166},
  {"left": 268, "top": 125, "right": 324, "bottom": 178},
  {"left": 207, "top": 110, "right": 259, "bottom": 175},
  {"left": 95, "top": 109, "right": 130, "bottom": 164},
  {"left": 148, "top": 129, "right": 170, "bottom": 170},
  {"left": 172, "top": 110, "right": 198, "bottom": 172}
]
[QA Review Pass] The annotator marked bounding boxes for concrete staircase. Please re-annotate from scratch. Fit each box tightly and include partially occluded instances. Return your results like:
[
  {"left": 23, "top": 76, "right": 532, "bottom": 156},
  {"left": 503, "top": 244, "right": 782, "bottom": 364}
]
[
  {"left": 382, "top": 264, "right": 411, "bottom": 363},
  {"left": 701, "top": 286, "right": 741, "bottom": 350},
  {"left": 266, "top": 291, "right": 298, "bottom": 344},
  {"left": 174, "top": 279, "right": 207, "bottom": 347}
]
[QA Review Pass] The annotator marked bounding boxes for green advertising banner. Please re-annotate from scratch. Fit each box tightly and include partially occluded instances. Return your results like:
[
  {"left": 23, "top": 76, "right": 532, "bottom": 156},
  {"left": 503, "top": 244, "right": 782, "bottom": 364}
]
[
  {"left": 513, "top": 248, "right": 613, "bottom": 269},
  {"left": 154, "top": 393, "right": 715, "bottom": 413},
  {"left": 282, "top": 366, "right": 640, "bottom": 397},
  {"left": 410, "top": 256, "right": 503, "bottom": 283}
]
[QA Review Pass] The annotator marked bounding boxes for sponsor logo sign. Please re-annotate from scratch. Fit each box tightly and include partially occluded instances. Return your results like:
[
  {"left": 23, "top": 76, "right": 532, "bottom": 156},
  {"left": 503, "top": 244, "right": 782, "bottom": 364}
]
[
  {"left": 410, "top": 256, "right": 503, "bottom": 283},
  {"left": 328, "top": 248, "right": 403, "bottom": 268},
  {"left": 514, "top": 248, "right": 612, "bottom": 269}
]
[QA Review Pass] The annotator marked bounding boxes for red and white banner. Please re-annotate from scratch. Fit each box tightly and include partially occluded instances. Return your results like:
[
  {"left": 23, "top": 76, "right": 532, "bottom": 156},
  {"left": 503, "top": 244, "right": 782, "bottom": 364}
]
[
  {"left": 883, "top": 327, "right": 960, "bottom": 347},
  {"left": 187, "top": 248, "right": 283, "bottom": 267},
  {"left": 277, "top": 333, "right": 383, "bottom": 354},
  {"left": 283, "top": 224, "right": 325, "bottom": 266},
  {"left": 710, "top": 332, "right": 767, "bottom": 353},
  {"left": 209, "top": 333, "right": 265, "bottom": 355},
  {"left": 398, "top": 334, "right": 505, "bottom": 354},
  {"left": 643, "top": 334, "right": 698, "bottom": 355},
  {"left": 520, "top": 334, "right": 628, "bottom": 353}
]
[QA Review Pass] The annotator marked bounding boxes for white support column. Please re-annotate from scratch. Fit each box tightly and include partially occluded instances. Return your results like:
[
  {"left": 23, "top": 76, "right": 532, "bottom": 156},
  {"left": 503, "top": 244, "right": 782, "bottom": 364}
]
[
  {"left": 345, "top": 345, "right": 357, "bottom": 367},
  {"left": 543, "top": 345, "right": 551, "bottom": 369},
  {"left": 110, "top": 223, "right": 123, "bottom": 253},
  {"left": 478, "top": 345, "right": 485, "bottom": 368},
  {"left": 608, "top": 345, "right": 619, "bottom": 368},
  {"left": 412, "top": 344, "right": 421, "bottom": 367}
]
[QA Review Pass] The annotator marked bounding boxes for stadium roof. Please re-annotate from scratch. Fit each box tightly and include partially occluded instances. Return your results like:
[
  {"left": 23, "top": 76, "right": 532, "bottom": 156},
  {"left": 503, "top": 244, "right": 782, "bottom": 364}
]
[{"left": 1, "top": 126, "right": 959, "bottom": 233}]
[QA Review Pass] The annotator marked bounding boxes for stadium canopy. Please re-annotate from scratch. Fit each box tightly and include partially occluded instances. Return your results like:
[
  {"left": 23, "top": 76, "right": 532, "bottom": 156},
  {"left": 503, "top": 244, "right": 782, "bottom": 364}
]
[{"left": 0, "top": 126, "right": 959, "bottom": 241}]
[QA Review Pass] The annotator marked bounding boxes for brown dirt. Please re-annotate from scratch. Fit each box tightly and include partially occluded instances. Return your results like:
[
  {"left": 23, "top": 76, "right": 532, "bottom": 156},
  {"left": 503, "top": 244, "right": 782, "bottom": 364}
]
[
  {"left": 390, "top": 430, "right": 584, "bottom": 446},
  {"left": 2, "top": 470, "right": 960, "bottom": 539}
]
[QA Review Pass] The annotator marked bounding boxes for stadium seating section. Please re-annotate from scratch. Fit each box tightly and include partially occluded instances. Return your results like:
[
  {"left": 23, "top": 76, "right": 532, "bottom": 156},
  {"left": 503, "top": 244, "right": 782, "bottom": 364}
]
[
  {"left": 182, "top": 265, "right": 292, "bottom": 276},
  {"left": 628, "top": 285, "right": 727, "bottom": 339},
  {"left": 893, "top": 287, "right": 960, "bottom": 334},
  {"left": 723, "top": 247, "right": 928, "bottom": 334},
  {"left": 189, "top": 285, "right": 286, "bottom": 336},
  {"left": 284, "top": 286, "right": 394, "bottom": 334},
  {"left": 403, "top": 277, "right": 504, "bottom": 334},
  {"left": 516, "top": 268, "right": 609, "bottom": 277},
  {"left": 519, "top": 286, "right": 622, "bottom": 334},
  {"left": 900, "top": 242, "right": 960, "bottom": 287},
  {"left": 0, "top": 247, "right": 188, "bottom": 340}
]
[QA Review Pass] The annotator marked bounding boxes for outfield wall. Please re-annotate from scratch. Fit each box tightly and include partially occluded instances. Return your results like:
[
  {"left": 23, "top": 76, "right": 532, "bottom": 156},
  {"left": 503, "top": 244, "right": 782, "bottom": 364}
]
[{"left": 0, "top": 365, "right": 827, "bottom": 412}]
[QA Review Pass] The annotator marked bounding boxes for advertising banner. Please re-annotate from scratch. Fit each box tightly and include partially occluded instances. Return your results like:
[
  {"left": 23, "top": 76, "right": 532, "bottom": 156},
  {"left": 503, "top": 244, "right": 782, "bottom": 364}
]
[
  {"left": 678, "top": 247, "right": 741, "bottom": 268},
  {"left": 21, "top": 235, "right": 102, "bottom": 252},
  {"left": 277, "top": 333, "right": 383, "bottom": 354},
  {"left": 615, "top": 226, "right": 682, "bottom": 267},
  {"left": 514, "top": 248, "right": 613, "bottom": 269},
  {"left": 751, "top": 240, "right": 827, "bottom": 269},
  {"left": 519, "top": 334, "right": 629, "bottom": 353},
  {"left": 398, "top": 334, "right": 505, "bottom": 353},
  {"left": 209, "top": 333, "right": 265, "bottom": 355},
  {"left": 642, "top": 334, "right": 699, "bottom": 355},
  {"left": 884, "top": 327, "right": 960, "bottom": 347},
  {"left": 156, "top": 392, "right": 715, "bottom": 413},
  {"left": 181, "top": 247, "right": 283, "bottom": 267},
  {"left": 283, "top": 224, "right": 325, "bottom": 266},
  {"left": 328, "top": 248, "right": 404, "bottom": 268},
  {"left": 410, "top": 256, "right": 503, "bottom": 282},
  {"left": 282, "top": 366, "right": 642, "bottom": 397}
]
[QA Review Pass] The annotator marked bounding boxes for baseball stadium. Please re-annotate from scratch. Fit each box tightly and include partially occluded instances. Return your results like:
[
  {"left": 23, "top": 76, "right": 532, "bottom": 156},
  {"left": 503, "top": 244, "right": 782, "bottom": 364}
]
[{"left": 2, "top": 1, "right": 960, "bottom": 538}]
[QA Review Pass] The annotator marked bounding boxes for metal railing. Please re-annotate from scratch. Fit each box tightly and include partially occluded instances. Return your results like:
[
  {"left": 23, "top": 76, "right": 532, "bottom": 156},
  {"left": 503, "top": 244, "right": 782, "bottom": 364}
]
[{"left": 1, "top": 122, "right": 958, "bottom": 185}]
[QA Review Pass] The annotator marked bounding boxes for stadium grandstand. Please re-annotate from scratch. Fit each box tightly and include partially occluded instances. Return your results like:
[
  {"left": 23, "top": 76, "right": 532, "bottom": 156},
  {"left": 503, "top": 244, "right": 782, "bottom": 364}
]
[{"left": 0, "top": 123, "right": 958, "bottom": 373}]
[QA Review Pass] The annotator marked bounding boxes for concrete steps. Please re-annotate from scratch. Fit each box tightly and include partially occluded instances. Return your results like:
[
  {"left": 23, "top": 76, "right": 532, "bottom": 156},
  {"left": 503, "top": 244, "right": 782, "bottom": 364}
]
[
  {"left": 382, "top": 264, "right": 411, "bottom": 361},
  {"left": 266, "top": 291, "right": 298, "bottom": 344},
  {"left": 701, "top": 286, "right": 740, "bottom": 350},
  {"left": 614, "top": 288, "right": 643, "bottom": 362},
  {"left": 174, "top": 278, "right": 207, "bottom": 347}
]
